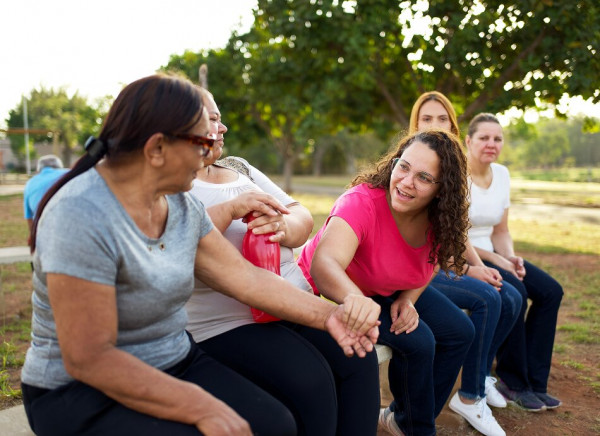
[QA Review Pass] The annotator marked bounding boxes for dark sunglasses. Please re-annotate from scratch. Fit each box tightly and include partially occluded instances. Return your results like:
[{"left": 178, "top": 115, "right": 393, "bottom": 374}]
[{"left": 167, "top": 133, "right": 217, "bottom": 157}]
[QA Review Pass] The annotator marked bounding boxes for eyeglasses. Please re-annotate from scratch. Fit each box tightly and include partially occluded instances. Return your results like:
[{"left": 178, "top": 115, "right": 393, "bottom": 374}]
[
  {"left": 392, "top": 158, "right": 440, "bottom": 191},
  {"left": 167, "top": 133, "right": 217, "bottom": 157}
]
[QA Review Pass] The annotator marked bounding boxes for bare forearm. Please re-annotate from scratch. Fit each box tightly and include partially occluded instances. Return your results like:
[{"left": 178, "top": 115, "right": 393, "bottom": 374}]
[
  {"left": 464, "top": 240, "right": 485, "bottom": 267},
  {"left": 491, "top": 230, "right": 515, "bottom": 259},
  {"left": 279, "top": 204, "right": 313, "bottom": 248},
  {"left": 66, "top": 348, "right": 216, "bottom": 426},
  {"left": 197, "top": 255, "right": 334, "bottom": 330},
  {"left": 311, "top": 256, "right": 364, "bottom": 304},
  {"left": 207, "top": 203, "right": 234, "bottom": 233}
]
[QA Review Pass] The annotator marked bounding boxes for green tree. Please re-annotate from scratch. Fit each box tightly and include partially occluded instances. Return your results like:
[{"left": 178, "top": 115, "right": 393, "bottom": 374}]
[
  {"left": 7, "top": 87, "right": 105, "bottom": 168},
  {"left": 165, "top": 0, "right": 600, "bottom": 180},
  {"left": 244, "top": 0, "right": 600, "bottom": 125}
]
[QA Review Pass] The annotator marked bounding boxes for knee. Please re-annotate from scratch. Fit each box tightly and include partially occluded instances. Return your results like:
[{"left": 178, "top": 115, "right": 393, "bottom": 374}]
[
  {"left": 266, "top": 406, "right": 297, "bottom": 436},
  {"left": 449, "top": 312, "right": 476, "bottom": 349},
  {"left": 388, "top": 328, "right": 436, "bottom": 362},
  {"left": 477, "top": 287, "right": 502, "bottom": 315},
  {"left": 548, "top": 283, "right": 564, "bottom": 306}
]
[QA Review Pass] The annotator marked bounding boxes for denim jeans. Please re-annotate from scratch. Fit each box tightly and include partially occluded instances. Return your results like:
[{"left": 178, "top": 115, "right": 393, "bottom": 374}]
[
  {"left": 485, "top": 259, "right": 563, "bottom": 393},
  {"left": 372, "top": 286, "right": 474, "bottom": 436},
  {"left": 432, "top": 271, "right": 522, "bottom": 399}
]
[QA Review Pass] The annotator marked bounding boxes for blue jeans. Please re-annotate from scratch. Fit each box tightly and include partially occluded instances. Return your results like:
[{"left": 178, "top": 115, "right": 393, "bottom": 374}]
[
  {"left": 372, "top": 286, "right": 474, "bottom": 436},
  {"left": 432, "top": 271, "right": 522, "bottom": 399},
  {"left": 485, "top": 260, "right": 563, "bottom": 393}
]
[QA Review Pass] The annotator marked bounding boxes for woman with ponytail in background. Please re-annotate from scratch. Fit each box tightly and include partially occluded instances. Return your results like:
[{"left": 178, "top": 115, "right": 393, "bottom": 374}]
[{"left": 20, "top": 74, "right": 379, "bottom": 436}]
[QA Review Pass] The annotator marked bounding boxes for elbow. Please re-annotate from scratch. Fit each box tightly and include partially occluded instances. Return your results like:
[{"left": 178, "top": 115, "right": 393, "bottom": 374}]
[{"left": 62, "top": 345, "right": 112, "bottom": 382}]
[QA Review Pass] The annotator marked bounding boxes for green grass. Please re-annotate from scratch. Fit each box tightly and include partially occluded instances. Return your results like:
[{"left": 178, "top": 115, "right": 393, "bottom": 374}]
[
  {"left": 0, "top": 194, "right": 29, "bottom": 246},
  {"left": 1, "top": 175, "right": 600, "bottom": 405},
  {"left": 511, "top": 220, "right": 600, "bottom": 255},
  {"left": 560, "top": 359, "right": 585, "bottom": 370},
  {"left": 510, "top": 167, "right": 600, "bottom": 183},
  {"left": 0, "top": 370, "right": 20, "bottom": 398}
]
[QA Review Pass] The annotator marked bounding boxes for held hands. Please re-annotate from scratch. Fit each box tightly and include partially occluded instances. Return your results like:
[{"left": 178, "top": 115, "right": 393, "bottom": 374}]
[
  {"left": 467, "top": 265, "right": 503, "bottom": 291},
  {"left": 508, "top": 255, "right": 526, "bottom": 280},
  {"left": 194, "top": 396, "right": 252, "bottom": 436},
  {"left": 493, "top": 254, "right": 522, "bottom": 281},
  {"left": 324, "top": 301, "right": 380, "bottom": 358},
  {"left": 390, "top": 294, "right": 419, "bottom": 335}
]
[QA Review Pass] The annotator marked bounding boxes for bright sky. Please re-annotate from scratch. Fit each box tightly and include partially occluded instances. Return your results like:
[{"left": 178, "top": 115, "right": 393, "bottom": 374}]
[
  {"left": 1, "top": 0, "right": 598, "bottom": 131},
  {"left": 0, "top": 0, "right": 258, "bottom": 129}
]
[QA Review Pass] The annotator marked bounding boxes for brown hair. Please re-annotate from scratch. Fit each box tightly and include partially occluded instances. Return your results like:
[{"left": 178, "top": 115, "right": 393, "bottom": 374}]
[
  {"left": 409, "top": 91, "right": 460, "bottom": 137},
  {"left": 350, "top": 130, "right": 470, "bottom": 273},
  {"left": 30, "top": 74, "right": 207, "bottom": 252},
  {"left": 467, "top": 112, "right": 501, "bottom": 137}
]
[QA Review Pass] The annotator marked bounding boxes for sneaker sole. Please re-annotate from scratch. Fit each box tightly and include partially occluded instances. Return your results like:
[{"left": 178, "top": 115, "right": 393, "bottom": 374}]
[
  {"left": 507, "top": 400, "right": 546, "bottom": 412},
  {"left": 486, "top": 397, "right": 507, "bottom": 408}
]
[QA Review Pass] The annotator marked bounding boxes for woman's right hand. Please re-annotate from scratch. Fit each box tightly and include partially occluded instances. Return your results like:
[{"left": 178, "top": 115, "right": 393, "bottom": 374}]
[
  {"left": 194, "top": 397, "right": 252, "bottom": 436},
  {"left": 467, "top": 265, "right": 503, "bottom": 290}
]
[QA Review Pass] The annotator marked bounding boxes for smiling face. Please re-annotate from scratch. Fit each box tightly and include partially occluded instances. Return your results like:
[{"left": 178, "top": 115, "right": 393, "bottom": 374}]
[
  {"left": 389, "top": 141, "right": 441, "bottom": 215},
  {"left": 417, "top": 100, "right": 452, "bottom": 133},
  {"left": 466, "top": 121, "right": 504, "bottom": 165},
  {"left": 203, "top": 93, "right": 228, "bottom": 165}
]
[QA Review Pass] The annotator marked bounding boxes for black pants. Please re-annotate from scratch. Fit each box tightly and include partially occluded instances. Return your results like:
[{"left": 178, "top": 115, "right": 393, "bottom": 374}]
[
  {"left": 22, "top": 341, "right": 296, "bottom": 436},
  {"left": 200, "top": 321, "right": 380, "bottom": 436}
]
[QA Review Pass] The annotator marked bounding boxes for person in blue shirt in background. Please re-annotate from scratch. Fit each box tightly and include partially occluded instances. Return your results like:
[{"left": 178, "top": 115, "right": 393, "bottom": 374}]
[{"left": 23, "top": 154, "right": 68, "bottom": 240}]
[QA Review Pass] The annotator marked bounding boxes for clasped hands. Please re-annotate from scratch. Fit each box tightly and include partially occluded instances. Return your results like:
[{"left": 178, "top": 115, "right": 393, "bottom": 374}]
[{"left": 325, "top": 294, "right": 381, "bottom": 358}]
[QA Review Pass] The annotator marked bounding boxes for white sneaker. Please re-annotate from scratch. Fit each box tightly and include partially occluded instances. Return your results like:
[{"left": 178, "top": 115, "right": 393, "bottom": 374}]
[
  {"left": 378, "top": 407, "right": 405, "bottom": 436},
  {"left": 485, "top": 376, "right": 507, "bottom": 408},
  {"left": 449, "top": 392, "right": 506, "bottom": 436}
]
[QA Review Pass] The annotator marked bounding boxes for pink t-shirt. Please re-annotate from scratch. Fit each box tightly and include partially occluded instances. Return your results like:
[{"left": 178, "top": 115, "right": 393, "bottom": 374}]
[{"left": 297, "top": 184, "right": 436, "bottom": 297}]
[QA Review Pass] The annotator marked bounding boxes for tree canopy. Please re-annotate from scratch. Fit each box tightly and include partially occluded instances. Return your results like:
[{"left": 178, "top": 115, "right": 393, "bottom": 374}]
[
  {"left": 161, "top": 0, "right": 599, "bottom": 187},
  {"left": 6, "top": 86, "right": 105, "bottom": 167}
]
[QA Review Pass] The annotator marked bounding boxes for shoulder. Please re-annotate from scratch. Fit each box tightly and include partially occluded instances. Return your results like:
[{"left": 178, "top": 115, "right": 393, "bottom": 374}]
[
  {"left": 342, "top": 183, "right": 384, "bottom": 202},
  {"left": 215, "top": 156, "right": 252, "bottom": 179},
  {"left": 334, "top": 184, "right": 382, "bottom": 213},
  {"left": 491, "top": 163, "right": 510, "bottom": 178}
]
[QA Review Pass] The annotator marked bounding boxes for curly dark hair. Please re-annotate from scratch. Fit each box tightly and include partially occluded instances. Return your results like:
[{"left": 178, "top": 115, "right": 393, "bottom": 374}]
[{"left": 349, "top": 129, "right": 470, "bottom": 274}]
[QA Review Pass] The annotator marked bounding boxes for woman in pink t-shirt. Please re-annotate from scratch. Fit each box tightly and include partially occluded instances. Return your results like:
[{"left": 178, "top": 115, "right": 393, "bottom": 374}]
[{"left": 298, "top": 130, "right": 475, "bottom": 436}]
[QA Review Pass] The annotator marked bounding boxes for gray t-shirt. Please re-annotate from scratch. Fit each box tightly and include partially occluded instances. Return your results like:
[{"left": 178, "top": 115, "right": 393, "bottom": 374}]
[{"left": 21, "top": 168, "right": 213, "bottom": 389}]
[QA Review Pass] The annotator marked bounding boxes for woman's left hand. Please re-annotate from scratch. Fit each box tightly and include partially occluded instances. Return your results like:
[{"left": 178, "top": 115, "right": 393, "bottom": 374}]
[
  {"left": 245, "top": 211, "right": 288, "bottom": 243},
  {"left": 390, "top": 294, "right": 419, "bottom": 335},
  {"left": 340, "top": 294, "right": 381, "bottom": 335}
]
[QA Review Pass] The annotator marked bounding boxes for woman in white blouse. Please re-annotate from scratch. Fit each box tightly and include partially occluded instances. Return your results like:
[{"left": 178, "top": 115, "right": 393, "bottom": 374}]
[{"left": 466, "top": 113, "right": 563, "bottom": 411}]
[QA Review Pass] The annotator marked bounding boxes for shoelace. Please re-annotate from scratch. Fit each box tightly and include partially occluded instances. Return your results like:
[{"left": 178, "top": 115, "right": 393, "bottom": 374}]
[
  {"left": 477, "top": 399, "right": 498, "bottom": 425},
  {"left": 485, "top": 377, "right": 498, "bottom": 388}
]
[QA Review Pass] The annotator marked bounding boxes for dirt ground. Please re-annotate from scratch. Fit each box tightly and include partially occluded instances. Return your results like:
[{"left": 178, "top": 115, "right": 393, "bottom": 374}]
[
  {"left": 378, "top": 252, "right": 600, "bottom": 436},
  {"left": 2, "top": 252, "right": 600, "bottom": 435}
]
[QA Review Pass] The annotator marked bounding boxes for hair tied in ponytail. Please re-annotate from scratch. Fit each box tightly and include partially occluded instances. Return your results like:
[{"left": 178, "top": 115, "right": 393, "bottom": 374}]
[{"left": 85, "top": 136, "right": 108, "bottom": 160}]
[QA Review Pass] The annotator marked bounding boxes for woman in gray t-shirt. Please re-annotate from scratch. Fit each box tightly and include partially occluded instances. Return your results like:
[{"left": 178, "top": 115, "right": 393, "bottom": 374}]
[{"left": 21, "top": 74, "right": 380, "bottom": 436}]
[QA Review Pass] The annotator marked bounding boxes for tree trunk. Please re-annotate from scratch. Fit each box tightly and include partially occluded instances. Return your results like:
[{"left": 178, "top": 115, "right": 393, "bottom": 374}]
[
  {"left": 345, "top": 149, "right": 356, "bottom": 175},
  {"left": 312, "top": 143, "right": 328, "bottom": 176},
  {"left": 282, "top": 153, "right": 294, "bottom": 193}
]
